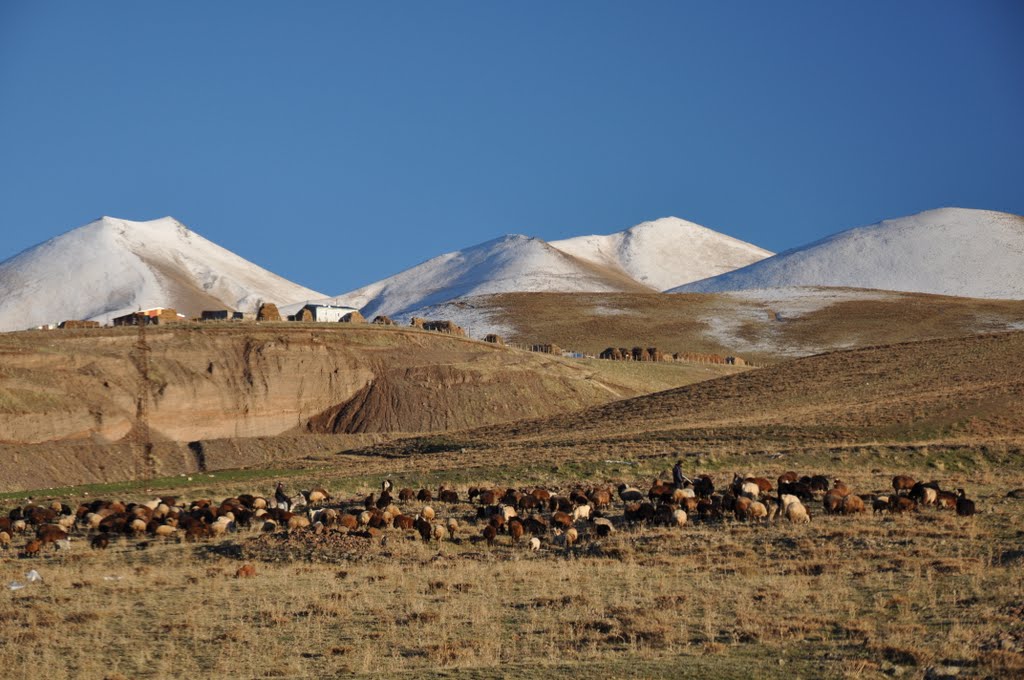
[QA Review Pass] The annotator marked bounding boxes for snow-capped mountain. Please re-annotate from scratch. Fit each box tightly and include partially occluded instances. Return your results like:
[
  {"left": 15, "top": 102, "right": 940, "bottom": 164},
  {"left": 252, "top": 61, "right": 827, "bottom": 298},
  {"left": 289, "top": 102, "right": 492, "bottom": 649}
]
[
  {"left": 303, "top": 217, "right": 772, "bottom": 321},
  {"left": 550, "top": 217, "right": 772, "bottom": 292},
  {"left": 293, "top": 233, "right": 654, "bottom": 320},
  {"left": 0, "top": 216, "right": 324, "bottom": 331},
  {"left": 670, "top": 208, "right": 1024, "bottom": 299}
]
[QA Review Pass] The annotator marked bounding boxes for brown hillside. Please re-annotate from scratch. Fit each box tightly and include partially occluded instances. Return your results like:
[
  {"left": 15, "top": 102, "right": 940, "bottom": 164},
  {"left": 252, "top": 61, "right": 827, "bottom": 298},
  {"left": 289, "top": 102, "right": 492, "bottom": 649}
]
[
  {"left": 465, "top": 289, "right": 1024, "bottom": 363},
  {"left": 0, "top": 323, "right": 740, "bottom": 446},
  {"left": 390, "top": 331, "right": 1024, "bottom": 463}
]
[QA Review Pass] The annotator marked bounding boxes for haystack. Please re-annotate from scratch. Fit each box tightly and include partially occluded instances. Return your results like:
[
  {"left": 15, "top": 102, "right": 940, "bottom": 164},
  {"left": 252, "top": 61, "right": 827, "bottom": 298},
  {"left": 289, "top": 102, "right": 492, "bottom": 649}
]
[
  {"left": 257, "top": 303, "right": 281, "bottom": 322},
  {"left": 342, "top": 311, "right": 366, "bottom": 324}
]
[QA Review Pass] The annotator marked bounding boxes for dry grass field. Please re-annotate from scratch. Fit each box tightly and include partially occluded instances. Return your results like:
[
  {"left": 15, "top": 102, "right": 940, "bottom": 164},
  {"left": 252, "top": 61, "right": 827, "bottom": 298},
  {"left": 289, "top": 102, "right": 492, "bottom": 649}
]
[{"left": 1, "top": 457, "right": 1022, "bottom": 680}]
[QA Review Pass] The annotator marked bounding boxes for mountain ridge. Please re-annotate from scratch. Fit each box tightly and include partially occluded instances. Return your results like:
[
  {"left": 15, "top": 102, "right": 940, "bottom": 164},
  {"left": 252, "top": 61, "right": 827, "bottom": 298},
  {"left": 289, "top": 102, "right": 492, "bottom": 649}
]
[{"left": 671, "top": 208, "right": 1024, "bottom": 299}]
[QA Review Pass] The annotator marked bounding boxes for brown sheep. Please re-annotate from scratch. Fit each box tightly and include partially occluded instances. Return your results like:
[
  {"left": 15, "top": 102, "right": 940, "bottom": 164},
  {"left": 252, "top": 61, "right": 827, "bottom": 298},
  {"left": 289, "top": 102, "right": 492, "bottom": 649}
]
[
  {"left": 892, "top": 475, "right": 916, "bottom": 495},
  {"left": 508, "top": 519, "right": 525, "bottom": 544},
  {"left": 417, "top": 489, "right": 433, "bottom": 503},
  {"left": 235, "top": 564, "right": 257, "bottom": 579},
  {"left": 393, "top": 515, "right": 415, "bottom": 531},
  {"left": 23, "top": 539, "right": 42, "bottom": 557},
  {"left": 90, "top": 534, "right": 110, "bottom": 550},
  {"left": 551, "top": 511, "right": 573, "bottom": 531},
  {"left": 823, "top": 493, "right": 843, "bottom": 515},
  {"left": 778, "top": 471, "right": 799, "bottom": 486},
  {"left": 889, "top": 496, "right": 917, "bottom": 514},
  {"left": 398, "top": 488, "right": 415, "bottom": 502},
  {"left": 530, "top": 488, "right": 551, "bottom": 502},
  {"left": 482, "top": 524, "right": 497, "bottom": 547},
  {"left": 36, "top": 524, "right": 69, "bottom": 545},
  {"left": 840, "top": 495, "right": 866, "bottom": 515},
  {"left": 589, "top": 488, "right": 613, "bottom": 508}
]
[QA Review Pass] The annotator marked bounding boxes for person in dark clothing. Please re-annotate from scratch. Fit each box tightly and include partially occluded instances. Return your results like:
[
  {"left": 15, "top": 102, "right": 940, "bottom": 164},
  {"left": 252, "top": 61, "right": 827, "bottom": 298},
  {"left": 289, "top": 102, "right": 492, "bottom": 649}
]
[{"left": 672, "top": 460, "right": 686, "bottom": 489}]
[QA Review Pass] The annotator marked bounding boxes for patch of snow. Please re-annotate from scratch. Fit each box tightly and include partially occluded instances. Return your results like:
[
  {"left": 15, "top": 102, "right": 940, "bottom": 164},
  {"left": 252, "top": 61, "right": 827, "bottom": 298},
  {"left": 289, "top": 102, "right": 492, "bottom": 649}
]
[
  {"left": 697, "top": 288, "right": 897, "bottom": 358},
  {"left": 671, "top": 208, "right": 1024, "bottom": 300},
  {"left": 391, "top": 298, "right": 517, "bottom": 341}
]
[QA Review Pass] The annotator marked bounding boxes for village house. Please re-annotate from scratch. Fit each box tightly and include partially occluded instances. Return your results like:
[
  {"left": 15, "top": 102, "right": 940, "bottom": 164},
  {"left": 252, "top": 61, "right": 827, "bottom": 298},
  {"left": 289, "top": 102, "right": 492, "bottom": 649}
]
[
  {"left": 200, "top": 310, "right": 251, "bottom": 321},
  {"left": 112, "top": 308, "right": 183, "bottom": 326},
  {"left": 291, "top": 303, "right": 361, "bottom": 323}
]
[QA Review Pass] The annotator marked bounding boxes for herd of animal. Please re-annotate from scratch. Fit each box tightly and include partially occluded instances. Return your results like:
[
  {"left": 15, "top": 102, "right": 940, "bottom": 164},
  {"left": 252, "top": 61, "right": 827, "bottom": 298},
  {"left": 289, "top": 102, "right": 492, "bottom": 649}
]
[{"left": 0, "top": 472, "right": 980, "bottom": 559}]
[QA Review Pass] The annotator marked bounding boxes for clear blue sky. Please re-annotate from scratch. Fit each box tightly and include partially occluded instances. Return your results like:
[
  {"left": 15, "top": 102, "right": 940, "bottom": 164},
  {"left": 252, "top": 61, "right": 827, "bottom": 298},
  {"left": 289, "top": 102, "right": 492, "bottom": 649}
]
[{"left": 2, "top": 1, "right": 1022, "bottom": 294}]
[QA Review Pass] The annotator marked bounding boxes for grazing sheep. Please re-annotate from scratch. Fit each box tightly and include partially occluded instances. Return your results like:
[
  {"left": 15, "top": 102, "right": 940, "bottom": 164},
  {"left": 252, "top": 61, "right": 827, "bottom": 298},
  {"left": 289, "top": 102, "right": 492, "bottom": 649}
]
[
  {"left": 235, "top": 564, "right": 257, "bottom": 579},
  {"left": 399, "top": 488, "right": 415, "bottom": 502},
  {"left": 872, "top": 496, "right": 890, "bottom": 515},
  {"left": 154, "top": 524, "right": 177, "bottom": 538},
  {"left": 431, "top": 523, "right": 449, "bottom": 542},
  {"left": 840, "top": 495, "right": 866, "bottom": 515},
  {"left": 417, "top": 489, "right": 433, "bottom": 502},
  {"left": 823, "top": 493, "right": 843, "bottom": 515},
  {"left": 420, "top": 506, "right": 436, "bottom": 522},
  {"left": 498, "top": 504, "right": 518, "bottom": 521},
  {"left": 672, "top": 509, "right": 688, "bottom": 527},
  {"left": 23, "top": 539, "right": 42, "bottom": 557},
  {"left": 482, "top": 524, "right": 497, "bottom": 546},
  {"left": 955, "top": 489, "right": 976, "bottom": 517},
  {"left": 90, "top": 534, "right": 110, "bottom": 550},
  {"left": 528, "top": 537, "right": 541, "bottom": 552},
  {"left": 746, "top": 501, "right": 768, "bottom": 522},
  {"left": 564, "top": 527, "right": 579, "bottom": 548},
  {"left": 305, "top": 488, "right": 331, "bottom": 505},
  {"left": 589, "top": 488, "right": 613, "bottom": 508},
  {"left": 592, "top": 517, "right": 615, "bottom": 537},
  {"left": 572, "top": 504, "right": 592, "bottom": 522},
  {"left": 733, "top": 496, "right": 753, "bottom": 520},
  {"left": 551, "top": 511, "right": 573, "bottom": 532},
  {"left": 889, "top": 496, "right": 917, "bottom": 514},
  {"left": 446, "top": 518, "right": 459, "bottom": 536},
  {"left": 784, "top": 500, "right": 810, "bottom": 524},
  {"left": 617, "top": 485, "right": 644, "bottom": 503},
  {"left": 892, "top": 475, "right": 916, "bottom": 495},
  {"left": 509, "top": 520, "right": 525, "bottom": 544},
  {"left": 693, "top": 475, "right": 715, "bottom": 498}
]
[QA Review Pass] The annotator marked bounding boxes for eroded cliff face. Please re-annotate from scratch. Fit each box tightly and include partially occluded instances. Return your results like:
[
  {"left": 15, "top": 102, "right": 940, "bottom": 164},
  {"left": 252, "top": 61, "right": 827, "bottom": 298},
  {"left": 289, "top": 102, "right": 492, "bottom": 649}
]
[{"left": 0, "top": 324, "right": 634, "bottom": 445}]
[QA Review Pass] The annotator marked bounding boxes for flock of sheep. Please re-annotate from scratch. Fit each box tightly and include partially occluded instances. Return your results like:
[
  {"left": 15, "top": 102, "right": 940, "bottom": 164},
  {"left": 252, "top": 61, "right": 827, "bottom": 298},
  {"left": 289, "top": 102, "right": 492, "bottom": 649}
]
[{"left": 0, "top": 471, "right": 980, "bottom": 559}]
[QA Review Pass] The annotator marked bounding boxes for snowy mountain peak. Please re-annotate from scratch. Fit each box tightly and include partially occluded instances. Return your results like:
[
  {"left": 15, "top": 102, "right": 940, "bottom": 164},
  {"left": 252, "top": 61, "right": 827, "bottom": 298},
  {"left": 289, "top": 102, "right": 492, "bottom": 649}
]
[
  {"left": 550, "top": 216, "right": 772, "bottom": 291},
  {"left": 0, "top": 216, "right": 325, "bottom": 332},
  {"left": 671, "top": 208, "right": 1024, "bottom": 299}
]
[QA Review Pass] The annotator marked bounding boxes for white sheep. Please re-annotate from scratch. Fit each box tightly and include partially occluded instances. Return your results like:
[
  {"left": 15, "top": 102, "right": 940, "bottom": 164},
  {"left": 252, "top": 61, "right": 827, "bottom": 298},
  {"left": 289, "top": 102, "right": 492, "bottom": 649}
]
[
  {"left": 740, "top": 481, "right": 761, "bottom": 499},
  {"left": 572, "top": 504, "right": 592, "bottom": 521},
  {"left": 672, "top": 509, "right": 687, "bottom": 527},
  {"left": 782, "top": 498, "right": 810, "bottom": 524},
  {"left": 529, "top": 537, "right": 541, "bottom": 551}
]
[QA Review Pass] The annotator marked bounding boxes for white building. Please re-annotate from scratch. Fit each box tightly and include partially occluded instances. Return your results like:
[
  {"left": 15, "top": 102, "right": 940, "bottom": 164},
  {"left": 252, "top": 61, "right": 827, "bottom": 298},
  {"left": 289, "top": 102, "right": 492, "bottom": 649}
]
[{"left": 298, "top": 304, "right": 360, "bottom": 323}]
